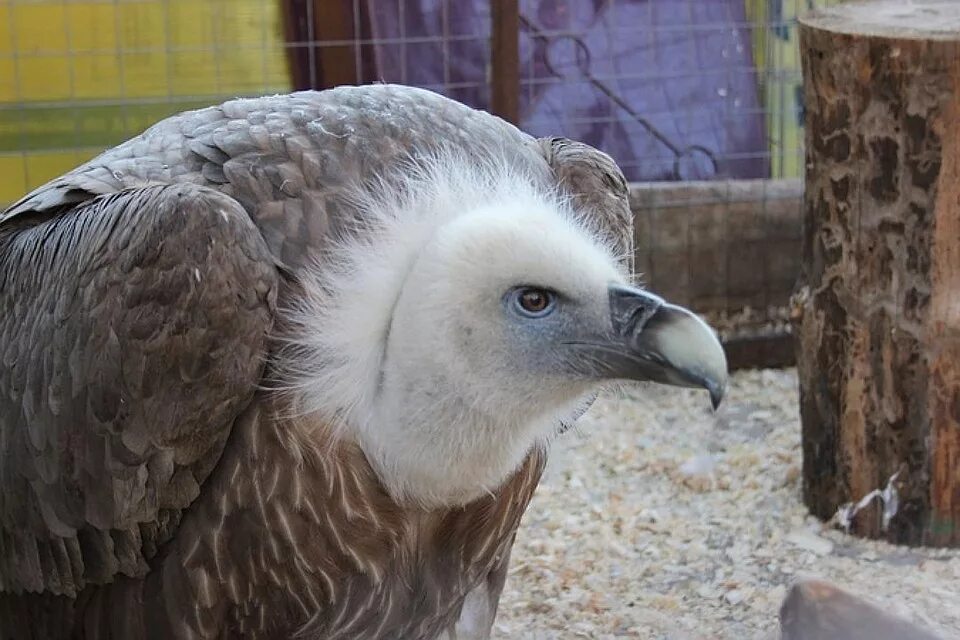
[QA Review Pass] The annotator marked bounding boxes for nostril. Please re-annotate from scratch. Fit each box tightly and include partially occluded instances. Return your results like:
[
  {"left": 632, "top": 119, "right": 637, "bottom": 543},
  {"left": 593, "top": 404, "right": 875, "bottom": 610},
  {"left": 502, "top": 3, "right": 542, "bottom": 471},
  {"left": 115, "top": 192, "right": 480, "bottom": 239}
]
[{"left": 608, "top": 285, "right": 663, "bottom": 337}]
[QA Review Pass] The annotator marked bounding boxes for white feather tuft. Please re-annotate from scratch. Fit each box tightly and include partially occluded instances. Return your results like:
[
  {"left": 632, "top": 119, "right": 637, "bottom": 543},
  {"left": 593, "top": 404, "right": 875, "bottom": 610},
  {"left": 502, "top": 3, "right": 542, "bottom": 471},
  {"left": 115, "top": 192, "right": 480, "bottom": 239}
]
[{"left": 271, "top": 147, "right": 626, "bottom": 505}]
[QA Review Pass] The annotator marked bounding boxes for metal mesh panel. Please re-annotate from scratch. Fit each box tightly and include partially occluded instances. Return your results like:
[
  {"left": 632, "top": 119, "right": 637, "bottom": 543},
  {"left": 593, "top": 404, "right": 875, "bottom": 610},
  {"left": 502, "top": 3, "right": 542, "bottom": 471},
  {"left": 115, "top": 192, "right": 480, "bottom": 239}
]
[{"left": 0, "top": 0, "right": 844, "bottom": 365}]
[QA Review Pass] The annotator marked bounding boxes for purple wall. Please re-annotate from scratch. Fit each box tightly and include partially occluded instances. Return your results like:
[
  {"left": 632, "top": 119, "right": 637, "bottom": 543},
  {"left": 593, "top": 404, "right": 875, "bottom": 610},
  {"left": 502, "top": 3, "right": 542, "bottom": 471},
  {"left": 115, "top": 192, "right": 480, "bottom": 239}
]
[{"left": 363, "top": 0, "right": 768, "bottom": 182}]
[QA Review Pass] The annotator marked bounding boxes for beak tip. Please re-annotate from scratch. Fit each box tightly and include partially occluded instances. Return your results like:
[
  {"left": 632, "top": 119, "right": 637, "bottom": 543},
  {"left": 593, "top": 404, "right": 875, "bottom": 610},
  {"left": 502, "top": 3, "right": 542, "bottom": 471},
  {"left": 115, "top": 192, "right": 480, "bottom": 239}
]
[
  {"left": 710, "top": 392, "right": 722, "bottom": 411},
  {"left": 603, "top": 285, "right": 730, "bottom": 409},
  {"left": 707, "top": 381, "right": 726, "bottom": 411}
]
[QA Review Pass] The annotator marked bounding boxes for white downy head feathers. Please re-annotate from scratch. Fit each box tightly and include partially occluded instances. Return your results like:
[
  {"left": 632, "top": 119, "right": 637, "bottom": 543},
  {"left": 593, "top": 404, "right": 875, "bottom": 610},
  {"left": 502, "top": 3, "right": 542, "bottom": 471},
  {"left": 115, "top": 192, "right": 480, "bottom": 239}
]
[{"left": 276, "top": 149, "right": 629, "bottom": 507}]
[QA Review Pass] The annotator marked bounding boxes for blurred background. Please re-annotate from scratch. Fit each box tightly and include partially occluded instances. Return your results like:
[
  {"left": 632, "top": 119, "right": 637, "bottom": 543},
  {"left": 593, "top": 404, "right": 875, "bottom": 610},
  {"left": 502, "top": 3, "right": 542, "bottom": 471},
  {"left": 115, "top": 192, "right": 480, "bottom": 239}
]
[
  {"left": 0, "top": 0, "right": 842, "bottom": 367},
  {"left": 0, "top": 0, "right": 840, "bottom": 201}
]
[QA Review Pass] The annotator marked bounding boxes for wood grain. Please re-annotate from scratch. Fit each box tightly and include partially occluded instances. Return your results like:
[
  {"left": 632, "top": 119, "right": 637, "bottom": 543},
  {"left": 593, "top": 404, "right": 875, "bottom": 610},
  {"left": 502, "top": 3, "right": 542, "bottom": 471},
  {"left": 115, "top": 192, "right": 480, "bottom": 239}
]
[{"left": 795, "top": 1, "right": 960, "bottom": 545}]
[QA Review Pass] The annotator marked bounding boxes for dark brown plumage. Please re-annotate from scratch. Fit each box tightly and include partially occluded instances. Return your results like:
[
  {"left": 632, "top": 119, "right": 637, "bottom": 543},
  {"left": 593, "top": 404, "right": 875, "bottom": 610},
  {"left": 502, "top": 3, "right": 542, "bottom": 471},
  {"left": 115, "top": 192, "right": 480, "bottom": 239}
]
[{"left": 0, "top": 85, "right": 636, "bottom": 639}]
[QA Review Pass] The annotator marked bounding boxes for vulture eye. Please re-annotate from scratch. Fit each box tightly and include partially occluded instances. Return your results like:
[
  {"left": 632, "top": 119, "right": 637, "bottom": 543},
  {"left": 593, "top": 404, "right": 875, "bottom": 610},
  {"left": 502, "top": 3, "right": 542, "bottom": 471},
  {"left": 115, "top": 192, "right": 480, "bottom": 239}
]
[{"left": 512, "top": 287, "right": 557, "bottom": 318}]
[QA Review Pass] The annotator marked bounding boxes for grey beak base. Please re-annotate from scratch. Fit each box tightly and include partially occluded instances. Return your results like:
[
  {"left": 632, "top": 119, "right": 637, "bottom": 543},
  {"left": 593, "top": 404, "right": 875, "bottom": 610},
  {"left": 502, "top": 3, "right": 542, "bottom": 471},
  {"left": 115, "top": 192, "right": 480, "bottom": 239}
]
[{"left": 600, "top": 285, "right": 729, "bottom": 409}]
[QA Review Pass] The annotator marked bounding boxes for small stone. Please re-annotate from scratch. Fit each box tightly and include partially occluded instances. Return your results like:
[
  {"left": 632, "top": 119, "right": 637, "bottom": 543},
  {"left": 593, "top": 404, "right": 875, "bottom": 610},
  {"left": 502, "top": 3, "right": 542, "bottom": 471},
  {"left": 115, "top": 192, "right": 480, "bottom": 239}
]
[
  {"left": 679, "top": 454, "right": 717, "bottom": 476},
  {"left": 786, "top": 529, "right": 835, "bottom": 556},
  {"left": 783, "top": 464, "right": 801, "bottom": 486},
  {"left": 697, "top": 584, "right": 721, "bottom": 599}
]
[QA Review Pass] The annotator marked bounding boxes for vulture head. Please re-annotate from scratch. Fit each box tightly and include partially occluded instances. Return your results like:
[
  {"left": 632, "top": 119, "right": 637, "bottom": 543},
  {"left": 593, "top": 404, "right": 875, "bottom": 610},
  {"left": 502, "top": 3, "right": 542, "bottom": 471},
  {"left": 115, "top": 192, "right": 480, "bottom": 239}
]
[{"left": 282, "top": 151, "right": 727, "bottom": 508}]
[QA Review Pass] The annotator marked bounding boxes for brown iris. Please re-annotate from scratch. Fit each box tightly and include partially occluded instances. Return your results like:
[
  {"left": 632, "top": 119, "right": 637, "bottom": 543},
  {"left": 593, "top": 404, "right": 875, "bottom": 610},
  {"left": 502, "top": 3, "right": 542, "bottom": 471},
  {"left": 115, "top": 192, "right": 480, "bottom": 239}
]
[{"left": 518, "top": 288, "right": 552, "bottom": 314}]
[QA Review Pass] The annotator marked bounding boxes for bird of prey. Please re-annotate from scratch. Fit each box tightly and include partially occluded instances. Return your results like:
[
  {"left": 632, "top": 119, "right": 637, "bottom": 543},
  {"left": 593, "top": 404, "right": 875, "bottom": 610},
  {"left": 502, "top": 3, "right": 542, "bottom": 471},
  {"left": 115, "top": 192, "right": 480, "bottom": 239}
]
[{"left": 0, "top": 84, "right": 727, "bottom": 639}]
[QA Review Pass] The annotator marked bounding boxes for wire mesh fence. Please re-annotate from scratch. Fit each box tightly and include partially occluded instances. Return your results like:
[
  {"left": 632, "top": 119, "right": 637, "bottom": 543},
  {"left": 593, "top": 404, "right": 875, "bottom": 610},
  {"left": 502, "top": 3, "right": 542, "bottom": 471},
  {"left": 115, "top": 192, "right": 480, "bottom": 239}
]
[{"left": 0, "top": 0, "right": 843, "bottom": 366}]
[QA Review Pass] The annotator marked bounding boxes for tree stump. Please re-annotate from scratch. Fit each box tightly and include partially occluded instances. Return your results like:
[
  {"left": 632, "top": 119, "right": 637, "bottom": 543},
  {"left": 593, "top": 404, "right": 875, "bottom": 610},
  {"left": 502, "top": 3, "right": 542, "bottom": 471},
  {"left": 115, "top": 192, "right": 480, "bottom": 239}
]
[{"left": 794, "top": 1, "right": 960, "bottom": 545}]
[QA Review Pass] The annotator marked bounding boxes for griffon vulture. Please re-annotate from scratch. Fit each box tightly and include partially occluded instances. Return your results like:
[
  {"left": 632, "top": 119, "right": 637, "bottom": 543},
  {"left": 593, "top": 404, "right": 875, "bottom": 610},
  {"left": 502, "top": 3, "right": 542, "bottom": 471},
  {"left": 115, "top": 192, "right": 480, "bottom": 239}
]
[{"left": 0, "top": 84, "right": 727, "bottom": 639}]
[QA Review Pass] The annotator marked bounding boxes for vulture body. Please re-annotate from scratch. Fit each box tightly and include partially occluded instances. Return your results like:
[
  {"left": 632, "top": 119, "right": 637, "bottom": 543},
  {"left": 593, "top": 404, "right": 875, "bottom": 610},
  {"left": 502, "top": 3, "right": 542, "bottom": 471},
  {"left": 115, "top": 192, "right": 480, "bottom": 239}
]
[{"left": 0, "top": 85, "right": 726, "bottom": 639}]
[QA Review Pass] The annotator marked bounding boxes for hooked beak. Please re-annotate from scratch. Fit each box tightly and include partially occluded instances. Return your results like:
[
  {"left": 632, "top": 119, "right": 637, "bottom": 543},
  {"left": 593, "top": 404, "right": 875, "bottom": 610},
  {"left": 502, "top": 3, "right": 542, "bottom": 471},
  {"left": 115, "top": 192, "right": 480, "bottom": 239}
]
[{"left": 570, "top": 285, "right": 728, "bottom": 409}]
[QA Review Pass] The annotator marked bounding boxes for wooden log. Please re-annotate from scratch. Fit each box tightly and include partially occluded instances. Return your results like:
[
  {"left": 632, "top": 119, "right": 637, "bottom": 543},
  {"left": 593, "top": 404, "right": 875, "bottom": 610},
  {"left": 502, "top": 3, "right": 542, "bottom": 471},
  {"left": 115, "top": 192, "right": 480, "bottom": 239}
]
[
  {"left": 779, "top": 579, "right": 944, "bottom": 640},
  {"left": 794, "top": 1, "right": 960, "bottom": 545},
  {"left": 490, "top": 0, "right": 520, "bottom": 124}
]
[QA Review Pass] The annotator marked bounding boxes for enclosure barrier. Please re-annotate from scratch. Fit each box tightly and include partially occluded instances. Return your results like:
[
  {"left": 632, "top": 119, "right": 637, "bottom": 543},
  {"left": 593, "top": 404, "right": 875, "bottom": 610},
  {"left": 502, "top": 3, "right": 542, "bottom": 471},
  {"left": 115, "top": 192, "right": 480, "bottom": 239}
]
[{"left": 631, "top": 178, "right": 801, "bottom": 371}]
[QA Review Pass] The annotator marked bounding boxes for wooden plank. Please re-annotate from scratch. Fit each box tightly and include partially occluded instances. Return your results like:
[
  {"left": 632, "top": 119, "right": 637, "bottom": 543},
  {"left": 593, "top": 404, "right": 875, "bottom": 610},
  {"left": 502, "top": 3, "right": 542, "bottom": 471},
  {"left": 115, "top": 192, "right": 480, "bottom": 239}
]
[
  {"left": 630, "top": 178, "right": 803, "bottom": 313},
  {"left": 723, "top": 333, "right": 795, "bottom": 371},
  {"left": 629, "top": 178, "right": 803, "bottom": 371},
  {"left": 490, "top": 0, "right": 520, "bottom": 123}
]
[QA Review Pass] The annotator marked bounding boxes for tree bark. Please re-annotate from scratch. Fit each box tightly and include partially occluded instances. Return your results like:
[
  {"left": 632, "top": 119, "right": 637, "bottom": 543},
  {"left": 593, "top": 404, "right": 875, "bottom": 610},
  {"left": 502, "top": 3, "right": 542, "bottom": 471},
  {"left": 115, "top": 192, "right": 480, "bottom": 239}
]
[{"left": 794, "top": 1, "right": 960, "bottom": 546}]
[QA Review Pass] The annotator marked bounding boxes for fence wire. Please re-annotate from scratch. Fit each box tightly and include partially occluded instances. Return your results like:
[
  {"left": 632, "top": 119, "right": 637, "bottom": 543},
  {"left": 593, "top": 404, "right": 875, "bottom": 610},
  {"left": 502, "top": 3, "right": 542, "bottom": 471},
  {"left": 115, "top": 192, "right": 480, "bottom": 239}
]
[{"left": 0, "top": 0, "right": 844, "bottom": 363}]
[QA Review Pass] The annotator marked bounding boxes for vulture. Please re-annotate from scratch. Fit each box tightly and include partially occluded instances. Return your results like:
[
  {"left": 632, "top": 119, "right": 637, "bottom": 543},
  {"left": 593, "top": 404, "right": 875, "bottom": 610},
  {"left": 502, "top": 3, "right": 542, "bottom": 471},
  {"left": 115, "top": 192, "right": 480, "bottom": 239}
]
[{"left": 0, "top": 84, "right": 727, "bottom": 639}]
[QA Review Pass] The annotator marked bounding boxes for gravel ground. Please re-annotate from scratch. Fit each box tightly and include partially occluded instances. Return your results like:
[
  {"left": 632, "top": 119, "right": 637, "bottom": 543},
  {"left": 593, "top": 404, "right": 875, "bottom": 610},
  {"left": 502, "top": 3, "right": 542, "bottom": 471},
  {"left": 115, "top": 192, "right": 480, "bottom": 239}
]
[{"left": 494, "top": 368, "right": 960, "bottom": 639}]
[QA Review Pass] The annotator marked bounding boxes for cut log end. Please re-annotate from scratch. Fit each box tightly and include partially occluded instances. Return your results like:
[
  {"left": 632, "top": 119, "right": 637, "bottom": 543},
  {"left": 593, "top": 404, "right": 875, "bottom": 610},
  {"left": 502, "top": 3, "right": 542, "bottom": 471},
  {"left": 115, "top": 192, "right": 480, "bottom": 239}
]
[
  {"left": 801, "top": 1, "right": 960, "bottom": 41},
  {"left": 779, "top": 579, "right": 945, "bottom": 640}
]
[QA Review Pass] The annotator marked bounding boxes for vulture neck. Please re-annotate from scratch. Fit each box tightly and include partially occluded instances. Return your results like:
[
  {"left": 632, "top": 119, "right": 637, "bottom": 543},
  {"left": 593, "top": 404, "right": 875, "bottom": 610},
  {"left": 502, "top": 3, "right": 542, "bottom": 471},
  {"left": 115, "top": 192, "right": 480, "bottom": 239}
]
[{"left": 360, "top": 383, "right": 554, "bottom": 508}]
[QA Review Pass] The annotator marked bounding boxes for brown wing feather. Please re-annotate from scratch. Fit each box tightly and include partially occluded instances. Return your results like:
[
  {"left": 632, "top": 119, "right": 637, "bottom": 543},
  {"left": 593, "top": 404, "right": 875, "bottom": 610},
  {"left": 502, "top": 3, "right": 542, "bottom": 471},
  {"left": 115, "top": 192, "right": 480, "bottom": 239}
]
[
  {"left": 0, "top": 184, "right": 278, "bottom": 595},
  {"left": 3, "top": 87, "right": 547, "bottom": 271},
  {"left": 536, "top": 136, "right": 634, "bottom": 268}
]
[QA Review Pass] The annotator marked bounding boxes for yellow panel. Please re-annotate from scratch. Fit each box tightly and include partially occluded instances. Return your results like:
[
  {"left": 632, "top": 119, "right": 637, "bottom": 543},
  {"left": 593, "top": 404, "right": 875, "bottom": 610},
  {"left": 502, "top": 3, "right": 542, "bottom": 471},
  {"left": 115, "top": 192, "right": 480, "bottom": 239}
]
[
  {"left": 0, "top": 93, "right": 19, "bottom": 148},
  {"left": 74, "top": 150, "right": 98, "bottom": 166},
  {"left": 0, "top": 5, "right": 12, "bottom": 56},
  {"left": 169, "top": 49, "right": 218, "bottom": 96},
  {"left": 17, "top": 55, "right": 71, "bottom": 101},
  {"left": 167, "top": 0, "right": 216, "bottom": 48},
  {"left": 744, "top": 0, "right": 834, "bottom": 179},
  {"left": 264, "top": 45, "right": 293, "bottom": 91},
  {"left": 0, "top": 155, "right": 28, "bottom": 205},
  {"left": 67, "top": 3, "right": 118, "bottom": 53},
  {"left": 13, "top": 3, "right": 67, "bottom": 54},
  {"left": 121, "top": 52, "right": 170, "bottom": 97},
  {"left": 217, "top": 54, "right": 267, "bottom": 94},
  {"left": 72, "top": 54, "right": 123, "bottom": 100},
  {"left": 118, "top": 1, "right": 168, "bottom": 50},
  {"left": 25, "top": 152, "right": 79, "bottom": 191},
  {"left": 3, "top": 0, "right": 292, "bottom": 164},
  {"left": 219, "top": 0, "right": 274, "bottom": 47},
  {"left": 0, "top": 58, "right": 15, "bottom": 100}
]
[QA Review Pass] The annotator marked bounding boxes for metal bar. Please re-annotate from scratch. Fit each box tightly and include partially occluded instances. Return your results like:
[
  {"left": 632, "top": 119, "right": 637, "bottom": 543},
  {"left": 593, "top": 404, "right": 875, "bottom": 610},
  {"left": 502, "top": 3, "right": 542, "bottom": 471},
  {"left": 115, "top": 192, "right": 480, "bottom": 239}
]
[{"left": 490, "top": 0, "right": 520, "bottom": 124}]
